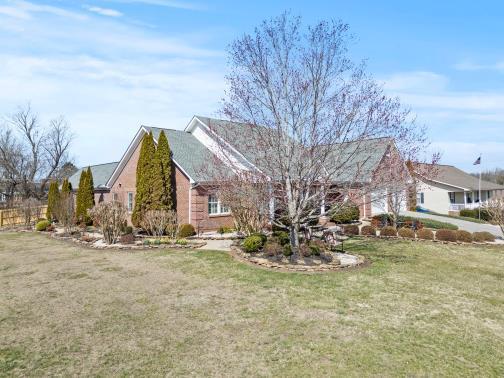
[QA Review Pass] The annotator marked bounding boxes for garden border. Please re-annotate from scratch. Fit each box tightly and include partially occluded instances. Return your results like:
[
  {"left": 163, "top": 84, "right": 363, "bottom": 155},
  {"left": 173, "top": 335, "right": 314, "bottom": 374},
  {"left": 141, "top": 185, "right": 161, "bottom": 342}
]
[
  {"left": 229, "top": 245, "right": 367, "bottom": 273},
  {"left": 47, "top": 232, "right": 207, "bottom": 250}
]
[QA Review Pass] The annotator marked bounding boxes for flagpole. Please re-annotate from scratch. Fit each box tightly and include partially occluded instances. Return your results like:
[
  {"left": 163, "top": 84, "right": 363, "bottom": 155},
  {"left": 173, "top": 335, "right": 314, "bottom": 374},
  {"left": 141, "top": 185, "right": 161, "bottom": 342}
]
[{"left": 478, "top": 154, "right": 481, "bottom": 220}]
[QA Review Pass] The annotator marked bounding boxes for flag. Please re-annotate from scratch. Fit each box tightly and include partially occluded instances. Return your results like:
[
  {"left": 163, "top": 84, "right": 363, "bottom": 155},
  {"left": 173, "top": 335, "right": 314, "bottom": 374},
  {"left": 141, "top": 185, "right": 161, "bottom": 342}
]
[{"left": 473, "top": 156, "right": 481, "bottom": 165}]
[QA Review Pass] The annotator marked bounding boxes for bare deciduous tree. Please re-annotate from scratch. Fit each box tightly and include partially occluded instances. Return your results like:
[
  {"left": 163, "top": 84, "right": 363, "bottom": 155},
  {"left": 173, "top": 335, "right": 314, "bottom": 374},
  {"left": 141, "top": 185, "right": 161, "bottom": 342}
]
[
  {"left": 140, "top": 209, "right": 178, "bottom": 237},
  {"left": 0, "top": 103, "right": 74, "bottom": 201},
  {"left": 484, "top": 197, "right": 504, "bottom": 235},
  {"left": 53, "top": 192, "right": 75, "bottom": 235},
  {"left": 213, "top": 13, "right": 436, "bottom": 255},
  {"left": 90, "top": 201, "right": 127, "bottom": 244}
]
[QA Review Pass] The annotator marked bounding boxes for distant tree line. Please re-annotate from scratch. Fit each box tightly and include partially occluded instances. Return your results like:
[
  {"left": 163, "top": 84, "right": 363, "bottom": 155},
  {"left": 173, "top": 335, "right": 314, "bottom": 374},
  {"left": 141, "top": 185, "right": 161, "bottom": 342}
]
[
  {"left": 471, "top": 169, "right": 504, "bottom": 185},
  {"left": 0, "top": 103, "right": 76, "bottom": 205}
]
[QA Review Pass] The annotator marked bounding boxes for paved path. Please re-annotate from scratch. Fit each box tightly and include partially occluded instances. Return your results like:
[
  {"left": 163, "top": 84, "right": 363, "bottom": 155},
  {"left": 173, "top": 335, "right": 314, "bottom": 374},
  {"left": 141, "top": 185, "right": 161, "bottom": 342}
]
[
  {"left": 401, "top": 211, "right": 503, "bottom": 237},
  {"left": 197, "top": 239, "right": 233, "bottom": 251}
]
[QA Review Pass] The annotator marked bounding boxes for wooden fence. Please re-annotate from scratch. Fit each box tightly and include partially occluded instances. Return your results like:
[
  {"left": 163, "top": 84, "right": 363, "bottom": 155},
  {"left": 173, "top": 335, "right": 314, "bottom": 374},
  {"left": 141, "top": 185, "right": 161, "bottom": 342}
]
[{"left": 0, "top": 206, "right": 47, "bottom": 227}]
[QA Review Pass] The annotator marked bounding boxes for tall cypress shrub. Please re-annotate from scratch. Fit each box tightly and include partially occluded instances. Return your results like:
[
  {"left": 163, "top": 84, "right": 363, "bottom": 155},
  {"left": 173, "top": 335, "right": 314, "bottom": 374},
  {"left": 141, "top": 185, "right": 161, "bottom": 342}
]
[
  {"left": 155, "top": 130, "right": 173, "bottom": 210},
  {"left": 132, "top": 132, "right": 156, "bottom": 226},
  {"left": 75, "top": 169, "right": 88, "bottom": 223},
  {"left": 61, "top": 178, "right": 72, "bottom": 194},
  {"left": 46, "top": 181, "right": 60, "bottom": 221},
  {"left": 85, "top": 166, "right": 95, "bottom": 210}
]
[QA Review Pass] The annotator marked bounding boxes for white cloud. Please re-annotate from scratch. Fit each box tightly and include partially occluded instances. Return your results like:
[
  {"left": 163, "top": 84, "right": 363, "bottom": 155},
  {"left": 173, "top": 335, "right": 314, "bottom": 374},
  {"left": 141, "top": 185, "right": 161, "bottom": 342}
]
[
  {"left": 0, "top": 5, "right": 30, "bottom": 19},
  {"left": 85, "top": 6, "right": 123, "bottom": 17},
  {"left": 383, "top": 71, "right": 449, "bottom": 93},
  {"left": 431, "top": 141, "right": 504, "bottom": 171},
  {"left": 454, "top": 60, "right": 504, "bottom": 72},
  {"left": 0, "top": 0, "right": 225, "bottom": 166},
  {"left": 104, "top": 0, "right": 204, "bottom": 11},
  {"left": 381, "top": 70, "right": 504, "bottom": 169}
]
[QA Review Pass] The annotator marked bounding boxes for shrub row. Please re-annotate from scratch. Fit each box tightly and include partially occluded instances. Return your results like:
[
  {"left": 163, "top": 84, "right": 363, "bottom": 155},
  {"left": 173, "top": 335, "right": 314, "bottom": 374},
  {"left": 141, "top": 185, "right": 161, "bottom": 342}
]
[
  {"left": 355, "top": 225, "right": 495, "bottom": 243},
  {"left": 459, "top": 209, "right": 491, "bottom": 221}
]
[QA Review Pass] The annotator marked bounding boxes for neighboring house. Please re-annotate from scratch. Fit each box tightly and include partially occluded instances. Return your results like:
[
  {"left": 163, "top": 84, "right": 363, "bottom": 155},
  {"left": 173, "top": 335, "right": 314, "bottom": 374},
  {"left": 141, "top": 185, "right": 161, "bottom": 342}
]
[
  {"left": 73, "top": 116, "right": 409, "bottom": 230},
  {"left": 68, "top": 162, "right": 119, "bottom": 203},
  {"left": 415, "top": 163, "right": 504, "bottom": 215}
]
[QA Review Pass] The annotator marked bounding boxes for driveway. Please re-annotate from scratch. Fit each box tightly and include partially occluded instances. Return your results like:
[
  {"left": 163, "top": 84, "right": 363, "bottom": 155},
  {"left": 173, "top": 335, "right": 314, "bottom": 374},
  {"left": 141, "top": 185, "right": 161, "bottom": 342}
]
[{"left": 401, "top": 211, "right": 503, "bottom": 237}]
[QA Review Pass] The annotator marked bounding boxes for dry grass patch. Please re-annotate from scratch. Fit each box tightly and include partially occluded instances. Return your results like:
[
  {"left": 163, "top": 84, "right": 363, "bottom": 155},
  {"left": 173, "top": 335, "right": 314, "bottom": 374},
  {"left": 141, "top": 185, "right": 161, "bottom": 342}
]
[{"left": 0, "top": 233, "right": 503, "bottom": 376}]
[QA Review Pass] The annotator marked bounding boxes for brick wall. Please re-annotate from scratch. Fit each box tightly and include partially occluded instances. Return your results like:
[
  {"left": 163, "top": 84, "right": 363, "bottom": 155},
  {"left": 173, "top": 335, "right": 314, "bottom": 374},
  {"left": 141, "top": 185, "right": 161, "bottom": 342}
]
[
  {"left": 104, "top": 141, "right": 232, "bottom": 230},
  {"left": 190, "top": 185, "right": 234, "bottom": 232}
]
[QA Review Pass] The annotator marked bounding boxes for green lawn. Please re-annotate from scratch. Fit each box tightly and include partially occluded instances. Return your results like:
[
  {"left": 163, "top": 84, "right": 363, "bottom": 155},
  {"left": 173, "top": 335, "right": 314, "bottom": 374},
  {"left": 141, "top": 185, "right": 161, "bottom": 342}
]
[{"left": 1, "top": 233, "right": 503, "bottom": 376}]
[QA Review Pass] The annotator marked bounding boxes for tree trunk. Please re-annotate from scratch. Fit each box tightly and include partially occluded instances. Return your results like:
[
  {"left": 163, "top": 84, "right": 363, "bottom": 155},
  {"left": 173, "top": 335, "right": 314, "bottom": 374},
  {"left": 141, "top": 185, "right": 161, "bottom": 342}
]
[{"left": 289, "top": 223, "right": 300, "bottom": 260}]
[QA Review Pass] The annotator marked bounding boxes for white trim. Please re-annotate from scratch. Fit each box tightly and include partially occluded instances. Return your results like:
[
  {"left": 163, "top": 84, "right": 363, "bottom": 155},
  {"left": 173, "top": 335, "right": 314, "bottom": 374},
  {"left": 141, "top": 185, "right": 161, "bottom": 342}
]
[
  {"left": 190, "top": 116, "right": 264, "bottom": 175},
  {"left": 188, "top": 186, "right": 192, "bottom": 224},
  {"left": 418, "top": 176, "right": 469, "bottom": 191}
]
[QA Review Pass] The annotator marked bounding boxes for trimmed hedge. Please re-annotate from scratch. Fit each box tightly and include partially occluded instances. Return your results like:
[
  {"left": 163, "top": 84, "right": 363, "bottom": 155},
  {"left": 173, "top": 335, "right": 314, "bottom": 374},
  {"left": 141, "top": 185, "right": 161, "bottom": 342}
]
[
  {"left": 473, "top": 231, "right": 495, "bottom": 242},
  {"left": 417, "top": 228, "right": 434, "bottom": 240},
  {"left": 242, "top": 235, "right": 264, "bottom": 253},
  {"left": 250, "top": 233, "right": 267, "bottom": 246},
  {"left": 398, "top": 227, "right": 415, "bottom": 238},
  {"left": 456, "top": 230, "right": 473, "bottom": 243},
  {"left": 343, "top": 224, "right": 359, "bottom": 236},
  {"left": 460, "top": 208, "right": 491, "bottom": 221},
  {"left": 380, "top": 226, "right": 397, "bottom": 237},
  {"left": 35, "top": 219, "right": 51, "bottom": 231},
  {"left": 435, "top": 229, "right": 457, "bottom": 242},
  {"left": 178, "top": 223, "right": 195, "bottom": 238},
  {"left": 360, "top": 225, "right": 376, "bottom": 236},
  {"left": 283, "top": 244, "right": 293, "bottom": 256}
]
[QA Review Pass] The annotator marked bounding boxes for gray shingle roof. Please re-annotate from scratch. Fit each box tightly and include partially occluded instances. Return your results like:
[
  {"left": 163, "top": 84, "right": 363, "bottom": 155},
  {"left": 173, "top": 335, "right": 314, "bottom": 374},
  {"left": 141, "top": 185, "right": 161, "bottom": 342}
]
[
  {"left": 416, "top": 163, "right": 504, "bottom": 191},
  {"left": 69, "top": 162, "right": 118, "bottom": 190},
  {"left": 143, "top": 126, "right": 217, "bottom": 182},
  {"left": 328, "top": 138, "right": 392, "bottom": 183},
  {"left": 196, "top": 116, "right": 392, "bottom": 183}
]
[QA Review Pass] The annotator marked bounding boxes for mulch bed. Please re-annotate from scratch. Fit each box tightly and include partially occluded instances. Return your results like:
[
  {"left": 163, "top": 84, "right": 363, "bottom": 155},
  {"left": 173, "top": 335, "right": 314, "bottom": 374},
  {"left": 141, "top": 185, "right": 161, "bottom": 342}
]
[{"left": 230, "top": 245, "right": 366, "bottom": 273}]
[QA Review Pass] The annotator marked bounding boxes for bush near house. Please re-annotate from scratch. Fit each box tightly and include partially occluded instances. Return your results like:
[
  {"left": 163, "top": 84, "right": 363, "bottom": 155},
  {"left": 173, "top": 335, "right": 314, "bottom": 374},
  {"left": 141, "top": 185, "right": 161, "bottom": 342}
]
[
  {"left": 263, "top": 241, "right": 283, "bottom": 257},
  {"left": 343, "top": 224, "right": 359, "bottom": 235},
  {"left": 398, "top": 227, "right": 415, "bottom": 238},
  {"left": 330, "top": 204, "right": 360, "bottom": 224},
  {"left": 35, "top": 219, "right": 51, "bottom": 231},
  {"left": 456, "top": 230, "right": 473, "bottom": 243},
  {"left": 460, "top": 209, "right": 491, "bottom": 221},
  {"left": 242, "top": 235, "right": 264, "bottom": 253},
  {"left": 250, "top": 233, "right": 267, "bottom": 246},
  {"left": 435, "top": 229, "right": 457, "bottom": 242},
  {"left": 360, "top": 225, "right": 376, "bottom": 236},
  {"left": 178, "top": 224, "right": 196, "bottom": 238},
  {"left": 417, "top": 228, "right": 434, "bottom": 240},
  {"left": 472, "top": 231, "right": 495, "bottom": 242},
  {"left": 272, "top": 231, "right": 290, "bottom": 246},
  {"left": 380, "top": 226, "right": 397, "bottom": 237},
  {"left": 372, "top": 214, "right": 457, "bottom": 230}
]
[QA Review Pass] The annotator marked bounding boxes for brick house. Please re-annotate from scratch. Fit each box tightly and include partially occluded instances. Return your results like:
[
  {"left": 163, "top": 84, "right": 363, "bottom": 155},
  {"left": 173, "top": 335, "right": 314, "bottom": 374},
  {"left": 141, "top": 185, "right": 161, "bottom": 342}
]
[{"left": 69, "top": 116, "right": 408, "bottom": 230}]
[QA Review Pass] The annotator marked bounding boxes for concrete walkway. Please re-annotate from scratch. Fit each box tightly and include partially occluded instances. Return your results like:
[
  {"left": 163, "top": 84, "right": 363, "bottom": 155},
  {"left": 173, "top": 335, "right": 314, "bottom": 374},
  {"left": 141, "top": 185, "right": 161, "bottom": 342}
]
[
  {"left": 197, "top": 239, "right": 233, "bottom": 251},
  {"left": 401, "top": 211, "right": 503, "bottom": 237}
]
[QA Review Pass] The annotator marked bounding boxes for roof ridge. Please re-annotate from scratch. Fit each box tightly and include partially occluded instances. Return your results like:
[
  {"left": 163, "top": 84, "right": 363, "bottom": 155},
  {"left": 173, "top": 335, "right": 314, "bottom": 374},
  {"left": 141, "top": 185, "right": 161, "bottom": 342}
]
[
  {"left": 79, "top": 161, "right": 118, "bottom": 169},
  {"left": 142, "top": 125, "right": 187, "bottom": 133}
]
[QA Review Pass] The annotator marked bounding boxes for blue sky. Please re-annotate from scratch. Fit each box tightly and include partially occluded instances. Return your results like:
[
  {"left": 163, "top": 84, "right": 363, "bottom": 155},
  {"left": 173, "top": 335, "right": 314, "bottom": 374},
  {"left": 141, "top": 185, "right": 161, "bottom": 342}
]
[{"left": 1, "top": 0, "right": 503, "bottom": 172}]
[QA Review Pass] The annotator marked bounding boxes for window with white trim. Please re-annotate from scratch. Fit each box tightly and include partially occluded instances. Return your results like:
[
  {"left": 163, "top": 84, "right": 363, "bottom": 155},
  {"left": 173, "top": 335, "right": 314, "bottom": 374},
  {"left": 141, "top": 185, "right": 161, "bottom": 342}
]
[
  {"left": 127, "top": 192, "right": 134, "bottom": 211},
  {"left": 208, "top": 194, "right": 230, "bottom": 215},
  {"left": 448, "top": 192, "right": 455, "bottom": 204},
  {"left": 416, "top": 192, "right": 424, "bottom": 205}
]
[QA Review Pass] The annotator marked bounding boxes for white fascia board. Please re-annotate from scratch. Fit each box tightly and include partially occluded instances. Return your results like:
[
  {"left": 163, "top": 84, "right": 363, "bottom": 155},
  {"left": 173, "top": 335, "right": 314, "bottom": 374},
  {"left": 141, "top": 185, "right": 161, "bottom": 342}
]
[
  {"left": 107, "top": 125, "right": 196, "bottom": 187},
  {"left": 192, "top": 116, "right": 264, "bottom": 175}
]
